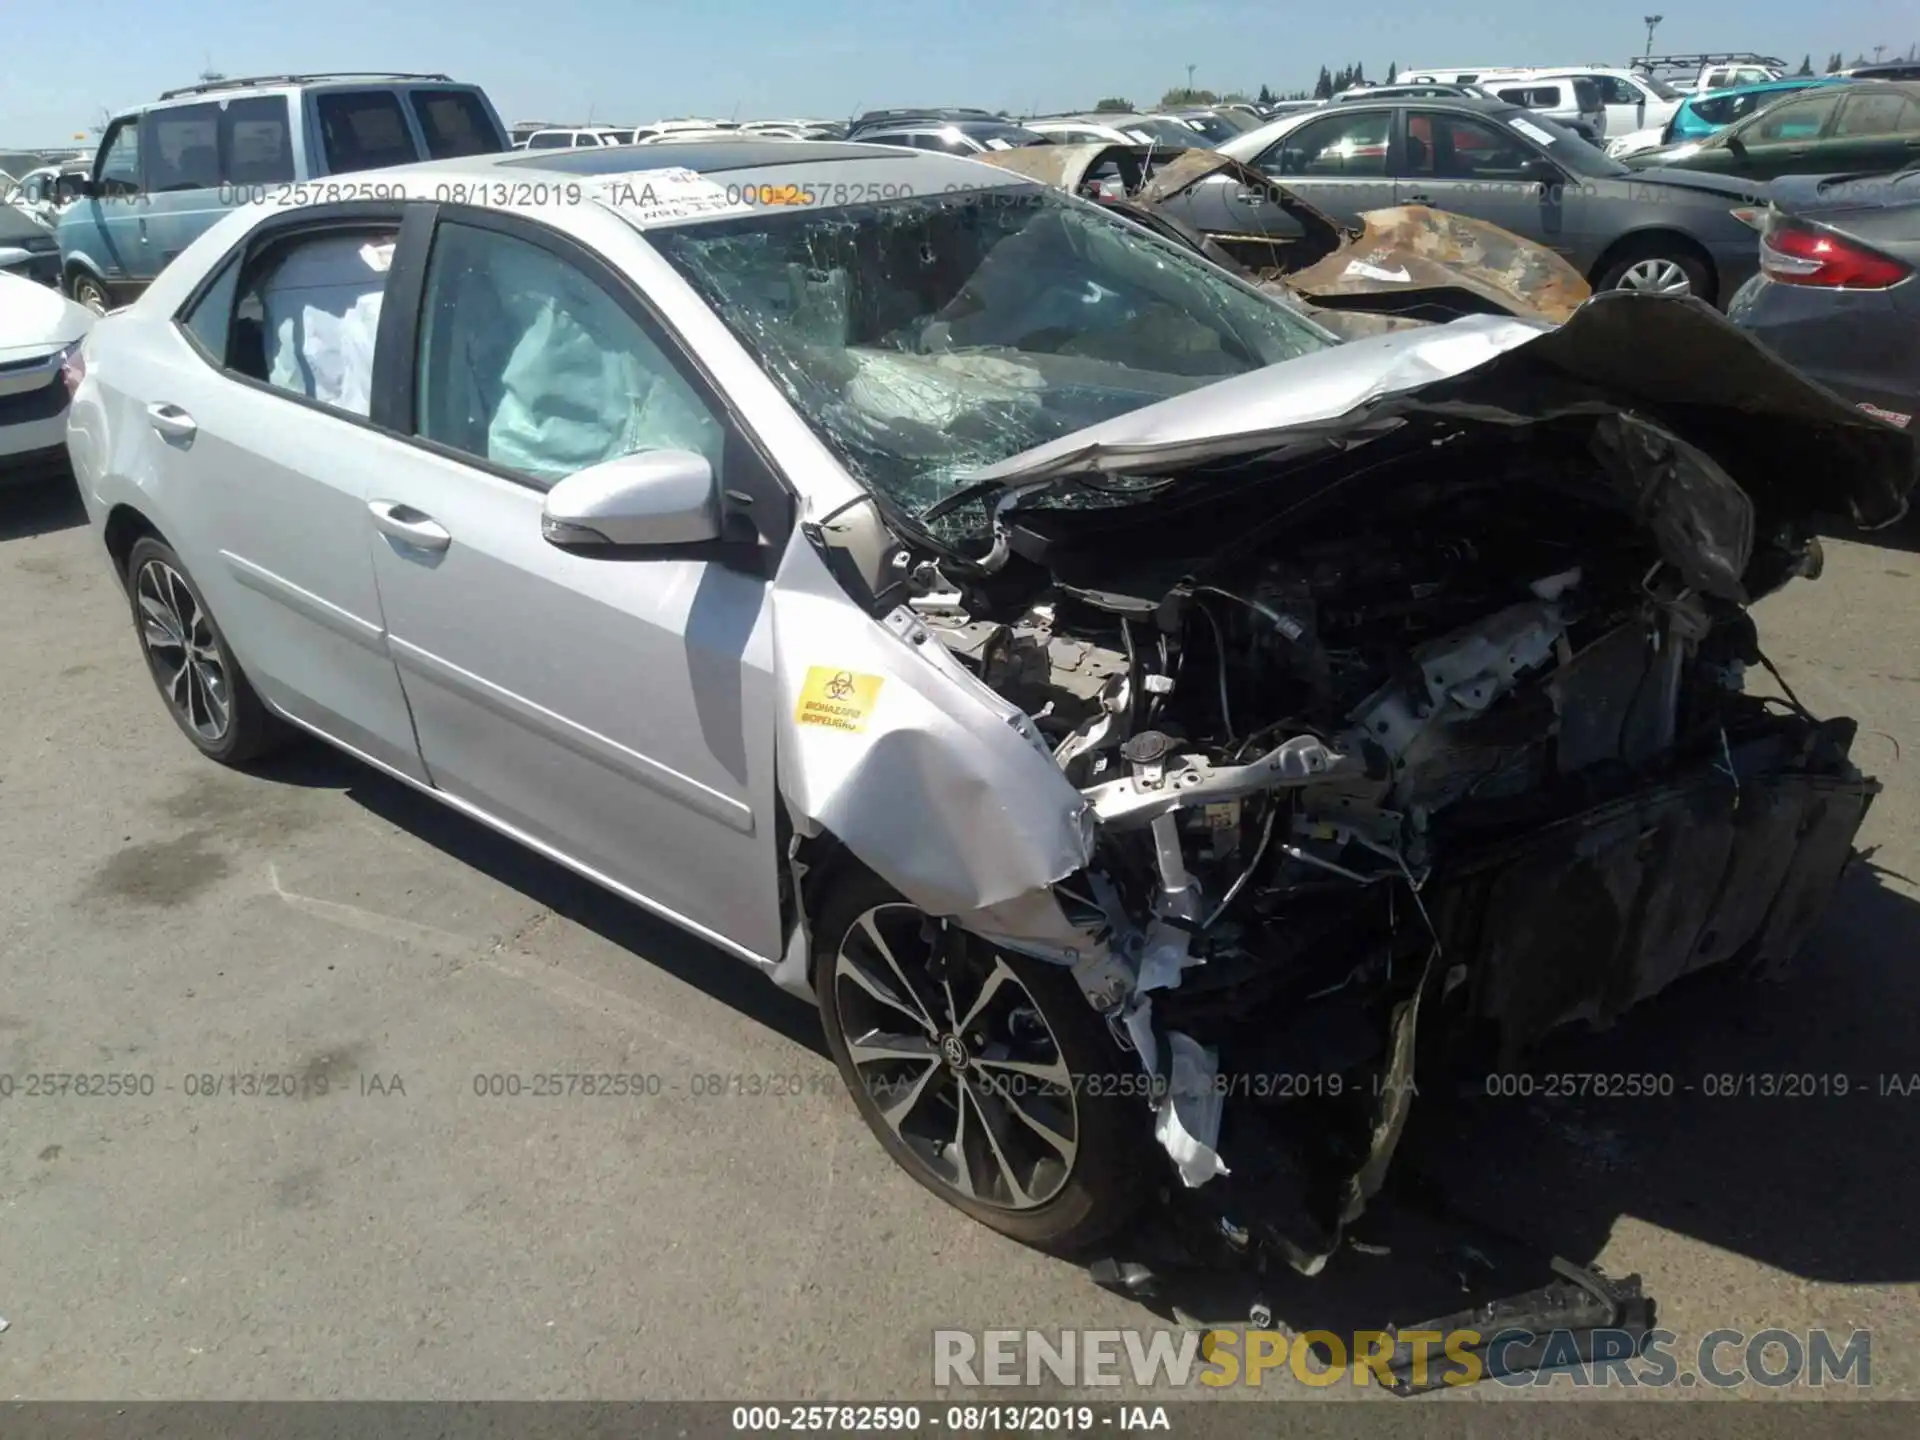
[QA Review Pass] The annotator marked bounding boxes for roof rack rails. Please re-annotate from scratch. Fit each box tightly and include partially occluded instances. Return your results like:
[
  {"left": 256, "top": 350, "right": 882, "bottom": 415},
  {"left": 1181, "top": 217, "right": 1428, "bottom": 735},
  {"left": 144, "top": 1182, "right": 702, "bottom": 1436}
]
[
  {"left": 159, "top": 71, "right": 452, "bottom": 100},
  {"left": 1628, "top": 53, "right": 1786, "bottom": 74},
  {"left": 849, "top": 107, "right": 1004, "bottom": 129}
]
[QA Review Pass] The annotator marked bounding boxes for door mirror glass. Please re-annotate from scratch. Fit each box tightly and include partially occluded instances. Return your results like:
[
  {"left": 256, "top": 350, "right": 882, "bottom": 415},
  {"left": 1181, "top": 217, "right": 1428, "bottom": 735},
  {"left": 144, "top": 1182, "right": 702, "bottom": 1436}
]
[
  {"left": 1519, "top": 154, "right": 1561, "bottom": 183},
  {"left": 541, "top": 449, "right": 721, "bottom": 549}
]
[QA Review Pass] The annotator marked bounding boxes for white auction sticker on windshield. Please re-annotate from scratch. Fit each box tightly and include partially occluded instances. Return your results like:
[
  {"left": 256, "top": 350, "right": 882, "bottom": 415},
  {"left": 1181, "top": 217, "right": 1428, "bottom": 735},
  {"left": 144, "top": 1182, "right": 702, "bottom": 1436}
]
[
  {"left": 1508, "top": 117, "right": 1558, "bottom": 146},
  {"left": 594, "top": 167, "right": 754, "bottom": 225}
]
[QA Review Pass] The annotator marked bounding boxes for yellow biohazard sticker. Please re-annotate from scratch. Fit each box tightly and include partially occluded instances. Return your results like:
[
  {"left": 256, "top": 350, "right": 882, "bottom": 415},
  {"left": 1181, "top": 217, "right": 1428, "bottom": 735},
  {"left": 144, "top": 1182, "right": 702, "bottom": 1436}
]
[{"left": 794, "top": 667, "right": 885, "bottom": 732}]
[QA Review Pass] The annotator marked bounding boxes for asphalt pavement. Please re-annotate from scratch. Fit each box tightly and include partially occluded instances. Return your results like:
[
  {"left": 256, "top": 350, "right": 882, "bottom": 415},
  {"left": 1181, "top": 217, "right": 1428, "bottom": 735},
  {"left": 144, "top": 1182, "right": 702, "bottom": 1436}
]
[{"left": 1, "top": 473, "right": 1915, "bottom": 1404}]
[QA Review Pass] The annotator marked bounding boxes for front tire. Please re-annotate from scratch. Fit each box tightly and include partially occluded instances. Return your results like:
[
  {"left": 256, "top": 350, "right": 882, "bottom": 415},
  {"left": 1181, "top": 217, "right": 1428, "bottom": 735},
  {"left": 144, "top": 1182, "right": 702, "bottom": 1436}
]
[
  {"left": 68, "top": 271, "right": 111, "bottom": 315},
  {"left": 124, "top": 536, "right": 284, "bottom": 766},
  {"left": 815, "top": 872, "right": 1145, "bottom": 1254},
  {"left": 1595, "top": 241, "right": 1713, "bottom": 302}
]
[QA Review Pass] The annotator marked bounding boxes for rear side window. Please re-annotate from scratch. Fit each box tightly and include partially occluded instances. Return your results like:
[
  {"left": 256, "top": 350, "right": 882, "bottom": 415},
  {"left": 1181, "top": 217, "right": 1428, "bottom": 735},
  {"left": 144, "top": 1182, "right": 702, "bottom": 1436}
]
[
  {"left": 314, "top": 91, "right": 419, "bottom": 173},
  {"left": 147, "top": 103, "right": 220, "bottom": 192},
  {"left": 526, "top": 132, "right": 570, "bottom": 149},
  {"left": 1833, "top": 92, "right": 1920, "bottom": 138},
  {"left": 228, "top": 228, "right": 400, "bottom": 417},
  {"left": 1570, "top": 79, "right": 1602, "bottom": 112},
  {"left": 409, "top": 90, "right": 500, "bottom": 158},
  {"left": 222, "top": 96, "right": 294, "bottom": 185}
]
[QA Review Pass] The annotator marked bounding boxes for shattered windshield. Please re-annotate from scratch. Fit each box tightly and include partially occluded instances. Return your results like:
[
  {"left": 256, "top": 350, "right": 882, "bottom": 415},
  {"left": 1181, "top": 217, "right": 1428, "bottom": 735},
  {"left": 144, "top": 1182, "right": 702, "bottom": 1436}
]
[{"left": 648, "top": 186, "right": 1330, "bottom": 525}]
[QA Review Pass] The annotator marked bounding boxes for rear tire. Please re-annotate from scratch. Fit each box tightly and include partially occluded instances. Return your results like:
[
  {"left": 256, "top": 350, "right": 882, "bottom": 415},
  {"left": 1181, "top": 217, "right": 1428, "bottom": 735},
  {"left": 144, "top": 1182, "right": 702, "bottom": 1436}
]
[
  {"left": 814, "top": 871, "right": 1146, "bottom": 1254},
  {"left": 124, "top": 536, "right": 286, "bottom": 767}
]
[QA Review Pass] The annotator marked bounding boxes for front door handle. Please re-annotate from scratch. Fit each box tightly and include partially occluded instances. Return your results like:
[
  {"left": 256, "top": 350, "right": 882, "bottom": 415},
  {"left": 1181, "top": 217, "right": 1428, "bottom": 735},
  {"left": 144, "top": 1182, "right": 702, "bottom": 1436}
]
[
  {"left": 1403, "top": 192, "right": 1434, "bottom": 204},
  {"left": 145, "top": 402, "right": 196, "bottom": 440},
  {"left": 368, "top": 500, "right": 452, "bottom": 553}
]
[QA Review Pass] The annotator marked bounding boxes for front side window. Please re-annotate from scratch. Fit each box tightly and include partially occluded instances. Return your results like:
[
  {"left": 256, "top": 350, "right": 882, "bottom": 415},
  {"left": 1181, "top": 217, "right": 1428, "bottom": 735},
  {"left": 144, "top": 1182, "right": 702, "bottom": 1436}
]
[
  {"left": 314, "top": 91, "right": 419, "bottom": 173},
  {"left": 1404, "top": 112, "right": 1537, "bottom": 179},
  {"left": 222, "top": 96, "right": 294, "bottom": 185},
  {"left": 178, "top": 257, "right": 242, "bottom": 360},
  {"left": 146, "top": 104, "right": 220, "bottom": 193},
  {"left": 526, "top": 132, "right": 570, "bottom": 149},
  {"left": 413, "top": 221, "right": 724, "bottom": 488},
  {"left": 410, "top": 90, "right": 500, "bottom": 158},
  {"left": 1593, "top": 75, "right": 1640, "bottom": 105},
  {"left": 96, "top": 118, "right": 141, "bottom": 196},
  {"left": 1746, "top": 91, "right": 1843, "bottom": 144},
  {"left": 1260, "top": 111, "right": 1391, "bottom": 176},
  {"left": 228, "top": 227, "right": 400, "bottom": 417},
  {"left": 648, "top": 187, "right": 1331, "bottom": 526}
]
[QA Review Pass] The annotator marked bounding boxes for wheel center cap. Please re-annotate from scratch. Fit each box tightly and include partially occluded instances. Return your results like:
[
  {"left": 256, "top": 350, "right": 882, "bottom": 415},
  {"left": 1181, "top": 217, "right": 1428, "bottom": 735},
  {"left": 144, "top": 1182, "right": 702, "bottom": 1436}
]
[{"left": 940, "top": 1034, "right": 969, "bottom": 1069}]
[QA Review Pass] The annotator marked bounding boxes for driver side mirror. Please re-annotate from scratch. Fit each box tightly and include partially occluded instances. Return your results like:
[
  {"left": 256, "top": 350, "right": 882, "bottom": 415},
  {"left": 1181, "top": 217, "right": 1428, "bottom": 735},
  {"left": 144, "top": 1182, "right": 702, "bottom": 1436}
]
[
  {"left": 541, "top": 449, "right": 721, "bottom": 549},
  {"left": 1519, "top": 154, "right": 1561, "bottom": 185}
]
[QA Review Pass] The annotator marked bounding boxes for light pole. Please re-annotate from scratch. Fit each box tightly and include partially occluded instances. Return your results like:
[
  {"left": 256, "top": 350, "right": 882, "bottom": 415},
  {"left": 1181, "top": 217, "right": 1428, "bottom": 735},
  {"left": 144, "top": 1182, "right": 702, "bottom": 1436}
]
[
  {"left": 1643, "top": 15, "right": 1663, "bottom": 59},
  {"left": 1186, "top": 63, "right": 1196, "bottom": 97}
]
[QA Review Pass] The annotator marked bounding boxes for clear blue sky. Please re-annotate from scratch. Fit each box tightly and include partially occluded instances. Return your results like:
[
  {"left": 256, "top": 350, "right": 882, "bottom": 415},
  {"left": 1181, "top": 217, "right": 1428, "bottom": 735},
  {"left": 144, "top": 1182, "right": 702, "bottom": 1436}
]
[{"left": 4, "top": 0, "right": 1915, "bottom": 140}]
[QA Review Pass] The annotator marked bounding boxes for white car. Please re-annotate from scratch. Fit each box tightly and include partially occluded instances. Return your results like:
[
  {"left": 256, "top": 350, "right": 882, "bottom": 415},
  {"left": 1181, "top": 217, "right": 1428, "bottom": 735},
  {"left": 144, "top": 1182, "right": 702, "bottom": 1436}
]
[
  {"left": 62, "top": 140, "right": 1902, "bottom": 1283},
  {"left": 0, "top": 270, "right": 91, "bottom": 484},
  {"left": 635, "top": 128, "right": 758, "bottom": 145},
  {"left": 1024, "top": 119, "right": 1152, "bottom": 146},
  {"left": 1606, "top": 124, "right": 1668, "bottom": 159},
  {"left": 521, "top": 127, "right": 629, "bottom": 150},
  {"left": 5, "top": 163, "right": 88, "bottom": 228}
]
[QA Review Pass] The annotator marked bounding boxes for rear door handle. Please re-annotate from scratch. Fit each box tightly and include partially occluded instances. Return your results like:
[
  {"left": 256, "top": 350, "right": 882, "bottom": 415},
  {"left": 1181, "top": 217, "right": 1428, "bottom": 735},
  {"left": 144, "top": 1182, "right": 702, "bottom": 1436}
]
[
  {"left": 145, "top": 402, "right": 196, "bottom": 440},
  {"left": 368, "top": 500, "right": 452, "bottom": 553},
  {"left": 1403, "top": 192, "right": 1434, "bottom": 204}
]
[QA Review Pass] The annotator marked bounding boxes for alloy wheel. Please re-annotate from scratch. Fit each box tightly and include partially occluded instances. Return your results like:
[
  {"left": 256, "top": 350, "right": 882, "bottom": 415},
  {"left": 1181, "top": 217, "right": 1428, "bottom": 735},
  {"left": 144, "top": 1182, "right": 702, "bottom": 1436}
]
[
  {"left": 832, "top": 903, "right": 1079, "bottom": 1210},
  {"left": 1616, "top": 257, "right": 1694, "bottom": 295},
  {"left": 135, "top": 560, "right": 231, "bottom": 742}
]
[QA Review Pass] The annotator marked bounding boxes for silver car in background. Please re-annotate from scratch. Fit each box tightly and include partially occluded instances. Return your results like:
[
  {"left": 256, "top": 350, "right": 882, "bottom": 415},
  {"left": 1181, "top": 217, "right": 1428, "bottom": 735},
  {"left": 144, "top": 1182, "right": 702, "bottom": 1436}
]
[{"left": 66, "top": 140, "right": 1906, "bottom": 1275}]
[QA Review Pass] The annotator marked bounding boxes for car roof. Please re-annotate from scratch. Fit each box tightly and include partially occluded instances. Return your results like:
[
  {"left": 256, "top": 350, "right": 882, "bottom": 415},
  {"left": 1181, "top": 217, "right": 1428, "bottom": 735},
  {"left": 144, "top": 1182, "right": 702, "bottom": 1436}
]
[
  {"left": 484, "top": 139, "right": 1028, "bottom": 199},
  {"left": 126, "top": 74, "right": 485, "bottom": 118},
  {"left": 1691, "top": 76, "right": 1847, "bottom": 98},
  {"left": 1307, "top": 93, "right": 1522, "bottom": 118}
]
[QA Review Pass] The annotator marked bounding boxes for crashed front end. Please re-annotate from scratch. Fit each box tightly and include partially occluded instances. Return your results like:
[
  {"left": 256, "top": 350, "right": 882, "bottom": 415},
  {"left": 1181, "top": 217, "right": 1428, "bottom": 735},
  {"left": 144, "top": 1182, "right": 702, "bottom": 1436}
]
[{"left": 774, "top": 293, "right": 1911, "bottom": 1275}]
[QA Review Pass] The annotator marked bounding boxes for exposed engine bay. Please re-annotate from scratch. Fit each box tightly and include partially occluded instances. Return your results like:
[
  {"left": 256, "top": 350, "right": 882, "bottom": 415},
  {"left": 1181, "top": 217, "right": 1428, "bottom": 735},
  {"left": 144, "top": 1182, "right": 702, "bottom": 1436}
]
[
  {"left": 775, "top": 295, "right": 1912, "bottom": 1280},
  {"left": 893, "top": 399, "right": 1883, "bottom": 1274}
]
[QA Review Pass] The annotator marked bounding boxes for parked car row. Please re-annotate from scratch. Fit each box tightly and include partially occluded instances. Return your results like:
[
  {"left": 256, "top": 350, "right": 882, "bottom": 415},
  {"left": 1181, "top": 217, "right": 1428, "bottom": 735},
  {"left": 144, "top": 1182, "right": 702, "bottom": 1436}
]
[
  {"left": 14, "top": 65, "right": 1914, "bottom": 456},
  {"left": 513, "top": 118, "right": 850, "bottom": 149}
]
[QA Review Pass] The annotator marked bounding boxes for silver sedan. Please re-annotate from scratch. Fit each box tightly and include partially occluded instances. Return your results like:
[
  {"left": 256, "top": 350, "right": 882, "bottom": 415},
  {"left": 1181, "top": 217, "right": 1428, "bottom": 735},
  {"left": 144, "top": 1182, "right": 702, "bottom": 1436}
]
[{"left": 66, "top": 140, "right": 1903, "bottom": 1275}]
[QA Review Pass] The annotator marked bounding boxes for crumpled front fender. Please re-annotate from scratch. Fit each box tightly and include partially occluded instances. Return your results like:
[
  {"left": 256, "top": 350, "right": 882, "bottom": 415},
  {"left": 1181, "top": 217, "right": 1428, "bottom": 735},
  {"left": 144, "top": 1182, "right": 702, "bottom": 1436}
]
[{"left": 770, "top": 525, "right": 1094, "bottom": 920}]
